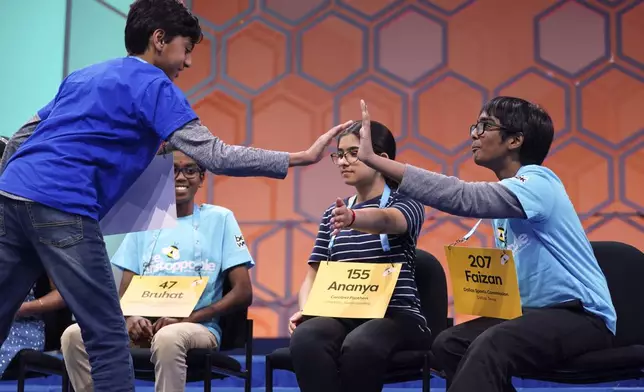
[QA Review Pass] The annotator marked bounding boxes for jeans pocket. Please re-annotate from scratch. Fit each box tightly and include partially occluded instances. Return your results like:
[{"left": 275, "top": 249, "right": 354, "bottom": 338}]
[
  {"left": 27, "top": 203, "right": 83, "bottom": 248},
  {"left": 0, "top": 201, "right": 5, "bottom": 237}
]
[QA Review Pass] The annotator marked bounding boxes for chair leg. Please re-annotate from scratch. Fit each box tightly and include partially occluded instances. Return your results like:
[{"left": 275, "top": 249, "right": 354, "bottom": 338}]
[
  {"left": 204, "top": 353, "right": 212, "bottom": 392},
  {"left": 422, "top": 353, "right": 430, "bottom": 392},
  {"left": 62, "top": 372, "right": 71, "bottom": 392},
  {"left": 17, "top": 358, "right": 26, "bottom": 392},
  {"left": 265, "top": 357, "right": 273, "bottom": 392}
]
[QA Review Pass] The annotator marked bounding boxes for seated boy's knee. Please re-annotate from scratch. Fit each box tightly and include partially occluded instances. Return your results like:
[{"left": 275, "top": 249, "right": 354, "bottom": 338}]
[
  {"left": 151, "top": 324, "right": 182, "bottom": 349},
  {"left": 468, "top": 325, "right": 509, "bottom": 354},
  {"left": 61, "top": 323, "right": 83, "bottom": 351}
]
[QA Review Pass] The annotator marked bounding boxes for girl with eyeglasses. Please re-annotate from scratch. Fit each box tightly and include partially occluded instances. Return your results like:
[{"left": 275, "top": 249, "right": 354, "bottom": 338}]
[{"left": 287, "top": 121, "right": 431, "bottom": 392}]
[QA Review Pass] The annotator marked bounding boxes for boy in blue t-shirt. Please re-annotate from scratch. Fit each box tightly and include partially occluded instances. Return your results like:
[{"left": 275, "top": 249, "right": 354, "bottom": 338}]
[
  {"left": 334, "top": 98, "right": 616, "bottom": 392},
  {"left": 0, "top": 1, "right": 349, "bottom": 391},
  {"left": 61, "top": 152, "right": 253, "bottom": 392}
]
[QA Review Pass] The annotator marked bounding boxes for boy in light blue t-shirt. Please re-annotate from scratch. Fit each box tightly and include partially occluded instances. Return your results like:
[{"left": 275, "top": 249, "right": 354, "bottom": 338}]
[
  {"left": 336, "top": 98, "right": 616, "bottom": 392},
  {"left": 61, "top": 152, "right": 254, "bottom": 392}
]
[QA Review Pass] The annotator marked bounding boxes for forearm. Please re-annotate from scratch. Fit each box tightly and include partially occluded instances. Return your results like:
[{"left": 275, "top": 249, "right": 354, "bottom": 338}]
[
  {"left": 350, "top": 209, "right": 397, "bottom": 235},
  {"left": 0, "top": 115, "right": 40, "bottom": 174},
  {"left": 298, "top": 266, "right": 318, "bottom": 309},
  {"left": 397, "top": 164, "right": 526, "bottom": 219},
  {"left": 165, "top": 120, "right": 290, "bottom": 179},
  {"left": 20, "top": 290, "right": 65, "bottom": 316},
  {"left": 186, "top": 286, "right": 252, "bottom": 324},
  {"left": 298, "top": 279, "right": 313, "bottom": 309},
  {"left": 361, "top": 154, "right": 406, "bottom": 184}
]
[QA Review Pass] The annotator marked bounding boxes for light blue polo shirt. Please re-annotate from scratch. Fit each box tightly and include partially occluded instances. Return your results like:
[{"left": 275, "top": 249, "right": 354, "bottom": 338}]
[
  {"left": 111, "top": 204, "right": 254, "bottom": 345},
  {"left": 495, "top": 165, "right": 616, "bottom": 334}
]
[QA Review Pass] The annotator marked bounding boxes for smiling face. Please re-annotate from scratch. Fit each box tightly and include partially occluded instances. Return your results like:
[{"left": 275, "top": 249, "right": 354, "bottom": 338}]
[
  {"left": 333, "top": 133, "right": 382, "bottom": 187},
  {"left": 173, "top": 152, "right": 203, "bottom": 205},
  {"left": 151, "top": 33, "right": 194, "bottom": 81}
]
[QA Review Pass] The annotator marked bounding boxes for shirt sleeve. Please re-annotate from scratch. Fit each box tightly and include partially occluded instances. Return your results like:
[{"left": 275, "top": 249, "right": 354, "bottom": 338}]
[
  {"left": 220, "top": 211, "right": 254, "bottom": 271},
  {"left": 308, "top": 206, "right": 333, "bottom": 263},
  {"left": 397, "top": 164, "right": 526, "bottom": 219},
  {"left": 139, "top": 78, "right": 199, "bottom": 140},
  {"left": 388, "top": 193, "right": 425, "bottom": 239},
  {"left": 499, "top": 171, "right": 555, "bottom": 223},
  {"left": 166, "top": 120, "right": 289, "bottom": 179},
  {"left": 110, "top": 233, "right": 142, "bottom": 274}
]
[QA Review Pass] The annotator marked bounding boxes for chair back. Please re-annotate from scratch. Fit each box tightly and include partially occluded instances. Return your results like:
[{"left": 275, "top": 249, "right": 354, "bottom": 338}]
[
  {"left": 33, "top": 274, "right": 73, "bottom": 351},
  {"left": 592, "top": 241, "right": 644, "bottom": 347},
  {"left": 0, "top": 136, "right": 7, "bottom": 157},
  {"left": 218, "top": 271, "right": 249, "bottom": 351},
  {"left": 414, "top": 249, "right": 448, "bottom": 344}
]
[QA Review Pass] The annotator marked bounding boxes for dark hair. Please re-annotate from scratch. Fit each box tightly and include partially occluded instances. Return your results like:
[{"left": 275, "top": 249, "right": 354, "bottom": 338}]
[
  {"left": 338, "top": 120, "right": 398, "bottom": 188},
  {"left": 125, "top": 0, "right": 203, "bottom": 55},
  {"left": 480, "top": 96, "right": 554, "bottom": 165}
]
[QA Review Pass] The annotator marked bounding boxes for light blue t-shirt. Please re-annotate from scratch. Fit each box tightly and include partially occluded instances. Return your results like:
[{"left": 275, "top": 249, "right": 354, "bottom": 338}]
[
  {"left": 111, "top": 204, "right": 254, "bottom": 345},
  {"left": 495, "top": 165, "right": 616, "bottom": 334}
]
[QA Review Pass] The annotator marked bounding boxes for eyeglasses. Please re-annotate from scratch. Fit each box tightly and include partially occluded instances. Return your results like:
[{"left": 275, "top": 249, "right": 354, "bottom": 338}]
[
  {"left": 174, "top": 166, "right": 203, "bottom": 179},
  {"left": 469, "top": 119, "right": 520, "bottom": 138},
  {"left": 330, "top": 149, "right": 359, "bottom": 165}
]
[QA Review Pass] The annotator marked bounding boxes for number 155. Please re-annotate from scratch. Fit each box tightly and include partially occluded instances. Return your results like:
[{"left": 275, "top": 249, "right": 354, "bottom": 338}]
[{"left": 347, "top": 269, "right": 370, "bottom": 279}]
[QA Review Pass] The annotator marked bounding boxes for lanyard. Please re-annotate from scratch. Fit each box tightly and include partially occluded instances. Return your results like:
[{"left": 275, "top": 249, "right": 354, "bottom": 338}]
[
  {"left": 449, "top": 218, "right": 484, "bottom": 247},
  {"left": 328, "top": 184, "right": 391, "bottom": 252},
  {"left": 141, "top": 204, "right": 202, "bottom": 275}
]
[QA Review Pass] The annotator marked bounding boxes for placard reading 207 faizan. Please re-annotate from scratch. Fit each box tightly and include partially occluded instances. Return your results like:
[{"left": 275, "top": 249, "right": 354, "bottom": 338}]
[
  {"left": 120, "top": 276, "right": 209, "bottom": 318},
  {"left": 444, "top": 246, "right": 522, "bottom": 320},
  {"left": 302, "top": 262, "right": 402, "bottom": 319}
]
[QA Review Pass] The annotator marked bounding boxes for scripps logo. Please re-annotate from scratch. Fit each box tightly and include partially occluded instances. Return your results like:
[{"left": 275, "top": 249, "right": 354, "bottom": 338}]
[
  {"left": 506, "top": 233, "right": 530, "bottom": 254},
  {"left": 148, "top": 256, "right": 216, "bottom": 274}
]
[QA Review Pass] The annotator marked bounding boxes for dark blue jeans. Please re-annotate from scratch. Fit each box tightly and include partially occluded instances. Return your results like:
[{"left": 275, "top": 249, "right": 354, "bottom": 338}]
[{"left": 0, "top": 195, "right": 134, "bottom": 391}]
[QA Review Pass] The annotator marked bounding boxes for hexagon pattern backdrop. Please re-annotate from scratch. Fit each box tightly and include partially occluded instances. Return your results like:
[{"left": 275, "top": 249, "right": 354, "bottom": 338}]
[{"left": 70, "top": 0, "right": 642, "bottom": 337}]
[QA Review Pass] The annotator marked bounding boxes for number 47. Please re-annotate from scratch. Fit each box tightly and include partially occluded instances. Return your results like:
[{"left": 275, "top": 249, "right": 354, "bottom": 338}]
[{"left": 159, "top": 281, "right": 177, "bottom": 290}]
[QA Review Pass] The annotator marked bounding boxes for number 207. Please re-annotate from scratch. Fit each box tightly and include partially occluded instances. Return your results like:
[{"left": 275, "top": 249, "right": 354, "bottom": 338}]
[{"left": 468, "top": 255, "right": 491, "bottom": 268}]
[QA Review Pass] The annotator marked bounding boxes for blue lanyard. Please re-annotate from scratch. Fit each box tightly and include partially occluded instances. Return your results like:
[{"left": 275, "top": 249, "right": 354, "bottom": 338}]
[
  {"left": 141, "top": 204, "right": 203, "bottom": 274},
  {"left": 328, "top": 184, "right": 391, "bottom": 252}
]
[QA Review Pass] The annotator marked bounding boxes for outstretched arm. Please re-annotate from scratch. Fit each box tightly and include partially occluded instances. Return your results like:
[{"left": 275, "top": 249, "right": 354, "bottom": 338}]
[
  {"left": 164, "top": 120, "right": 351, "bottom": 179},
  {"left": 329, "top": 196, "right": 425, "bottom": 236},
  {"left": 356, "top": 100, "right": 526, "bottom": 220},
  {"left": 147, "top": 79, "right": 352, "bottom": 179}
]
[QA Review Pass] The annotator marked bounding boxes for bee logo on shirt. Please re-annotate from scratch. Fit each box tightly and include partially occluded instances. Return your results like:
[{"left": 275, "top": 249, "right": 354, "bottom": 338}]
[
  {"left": 162, "top": 245, "right": 180, "bottom": 260},
  {"left": 497, "top": 227, "right": 506, "bottom": 247},
  {"left": 235, "top": 235, "right": 246, "bottom": 248}
]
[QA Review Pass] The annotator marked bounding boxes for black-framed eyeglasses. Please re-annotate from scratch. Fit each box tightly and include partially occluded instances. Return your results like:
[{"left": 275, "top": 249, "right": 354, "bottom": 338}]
[
  {"left": 174, "top": 166, "right": 203, "bottom": 179},
  {"left": 330, "top": 148, "right": 359, "bottom": 165},
  {"left": 469, "top": 119, "right": 520, "bottom": 138}
]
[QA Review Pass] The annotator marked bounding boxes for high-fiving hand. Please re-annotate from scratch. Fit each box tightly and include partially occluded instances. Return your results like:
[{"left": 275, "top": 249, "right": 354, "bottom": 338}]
[
  {"left": 330, "top": 197, "right": 355, "bottom": 236},
  {"left": 357, "top": 99, "right": 374, "bottom": 162},
  {"left": 304, "top": 120, "right": 354, "bottom": 164}
]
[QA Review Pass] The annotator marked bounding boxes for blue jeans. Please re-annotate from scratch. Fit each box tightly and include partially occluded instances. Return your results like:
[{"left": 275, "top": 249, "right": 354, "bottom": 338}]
[{"left": 0, "top": 195, "right": 134, "bottom": 391}]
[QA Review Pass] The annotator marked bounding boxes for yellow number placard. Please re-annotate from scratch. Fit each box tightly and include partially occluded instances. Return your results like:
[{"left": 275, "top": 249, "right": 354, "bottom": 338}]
[
  {"left": 302, "top": 262, "right": 402, "bottom": 319},
  {"left": 444, "top": 246, "right": 522, "bottom": 320},
  {"left": 120, "top": 276, "right": 209, "bottom": 318}
]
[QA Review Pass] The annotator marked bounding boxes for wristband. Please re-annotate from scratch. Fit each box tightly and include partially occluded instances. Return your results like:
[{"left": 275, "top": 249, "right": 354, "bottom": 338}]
[{"left": 348, "top": 209, "right": 356, "bottom": 227}]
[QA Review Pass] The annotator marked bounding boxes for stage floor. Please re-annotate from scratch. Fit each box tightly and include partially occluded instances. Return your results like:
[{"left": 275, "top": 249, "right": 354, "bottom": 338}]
[{"left": 2, "top": 355, "right": 643, "bottom": 391}]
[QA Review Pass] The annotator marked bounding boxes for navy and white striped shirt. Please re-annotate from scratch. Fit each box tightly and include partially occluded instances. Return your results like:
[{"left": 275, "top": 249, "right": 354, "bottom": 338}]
[{"left": 308, "top": 190, "right": 427, "bottom": 326}]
